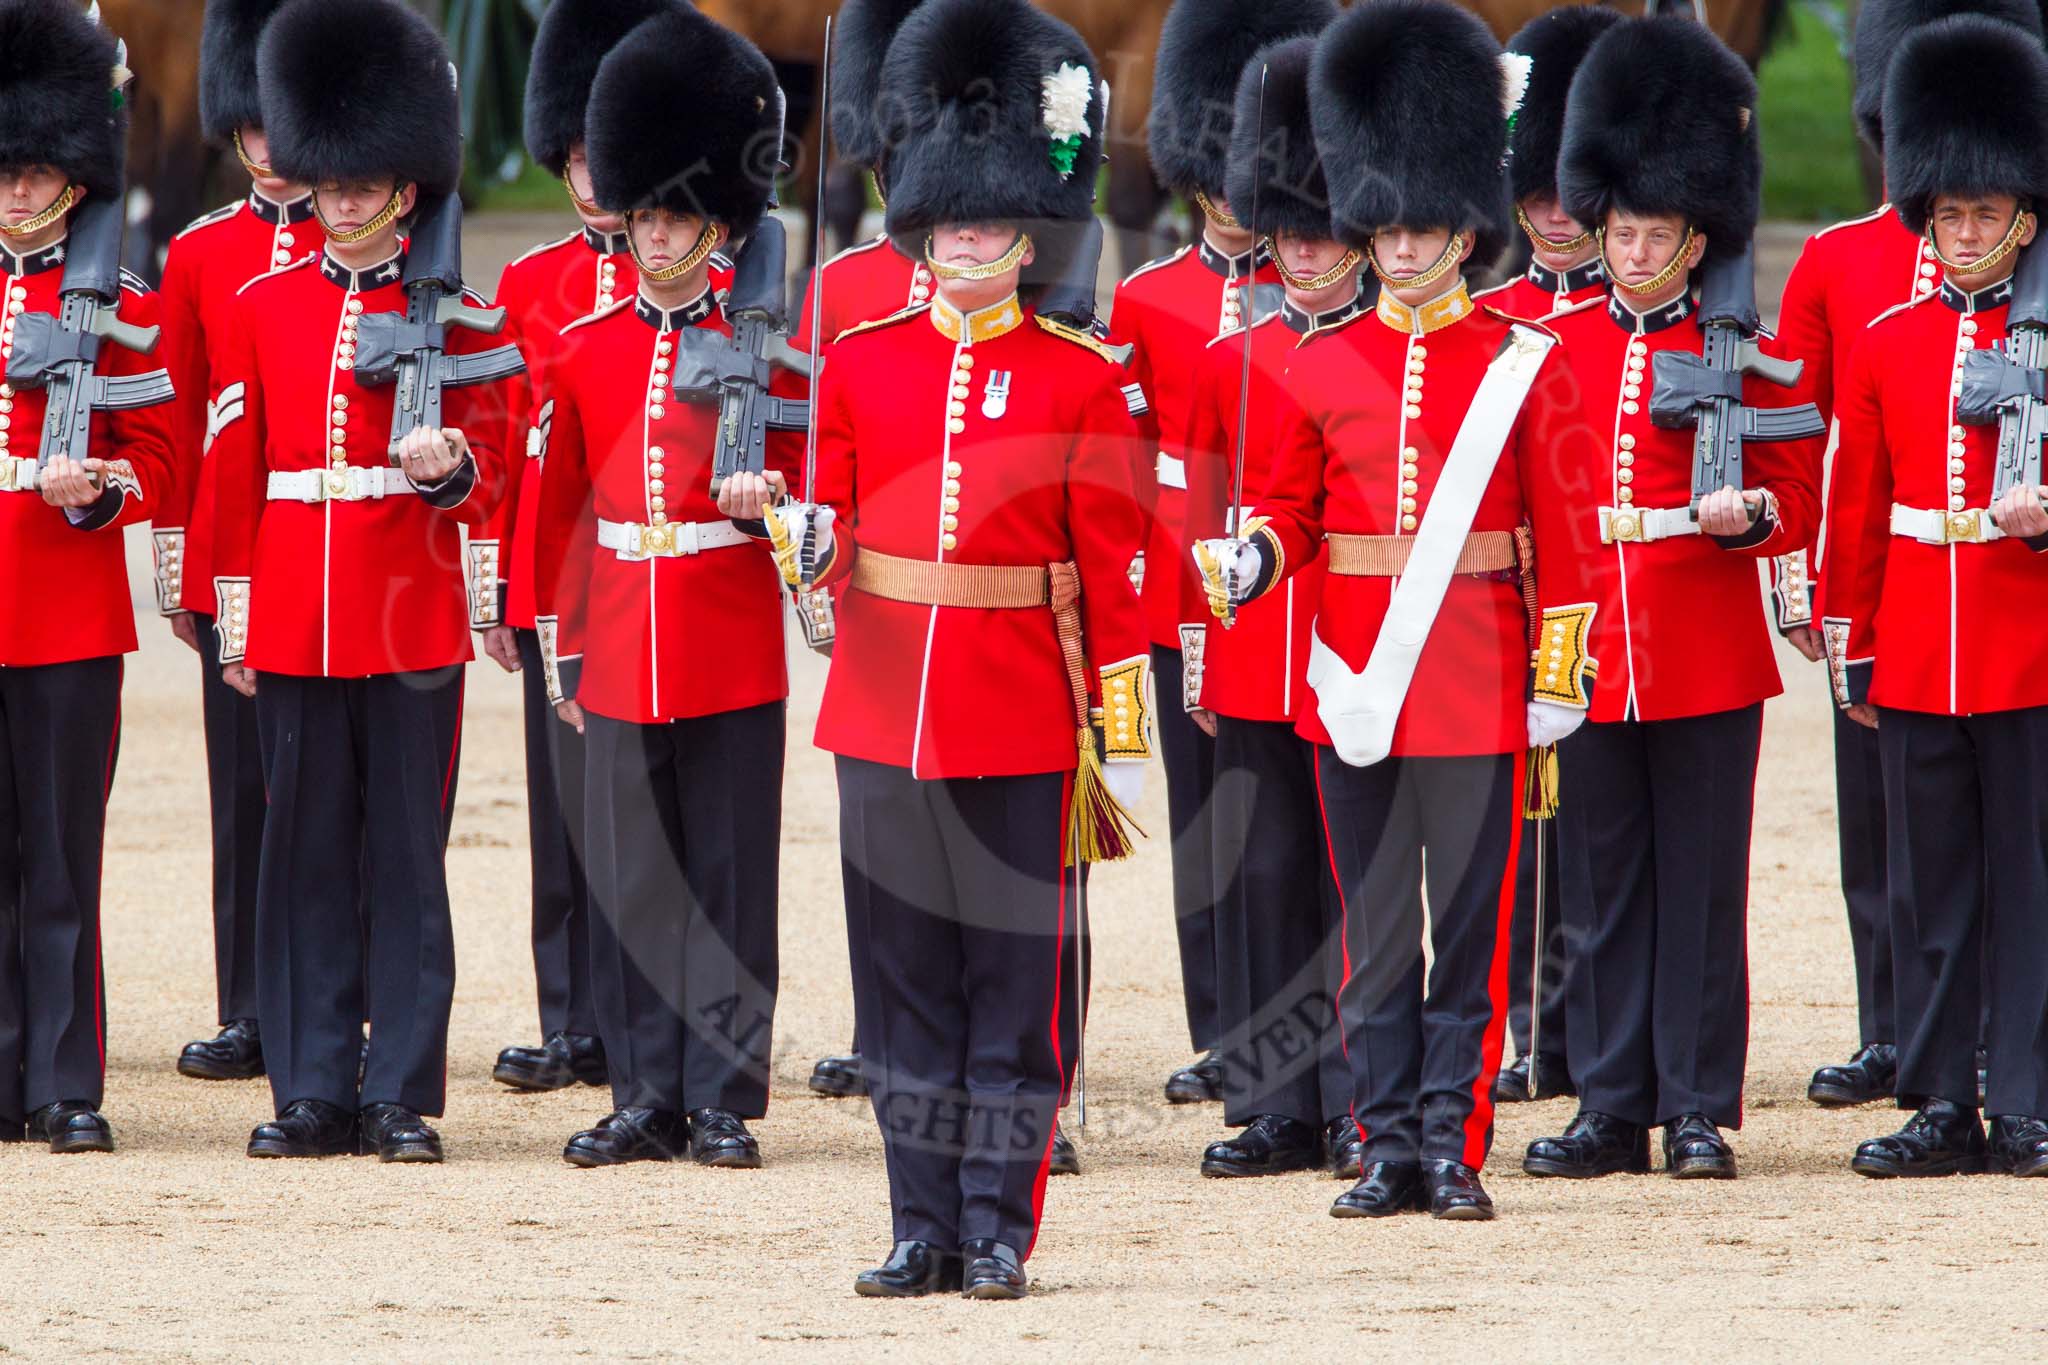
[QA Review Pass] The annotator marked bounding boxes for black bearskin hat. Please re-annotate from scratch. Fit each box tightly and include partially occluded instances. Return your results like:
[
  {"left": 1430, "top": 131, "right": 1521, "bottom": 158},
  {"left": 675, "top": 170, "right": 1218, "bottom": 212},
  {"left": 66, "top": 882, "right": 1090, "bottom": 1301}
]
[
  {"left": 1504, "top": 4, "right": 1623, "bottom": 204},
  {"left": 0, "top": 0, "right": 125, "bottom": 201},
  {"left": 830, "top": 0, "right": 926, "bottom": 171},
  {"left": 1884, "top": 12, "right": 2048, "bottom": 233},
  {"left": 200, "top": 0, "right": 288, "bottom": 144},
  {"left": 1311, "top": 0, "right": 1514, "bottom": 263},
  {"left": 258, "top": 0, "right": 462, "bottom": 197},
  {"left": 1852, "top": 0, "right": 2042, "bottom": 150},
  {"left": 1149, "top": 0, "right": 1337, "bottom": 205},
  {"left": 525, "top": 0, "right": 679, "bottom": 178},
  {"left": 586, "top": 4, "right": 781, "bottom": 239},
  {"left": 879, "top": 0, "right": 1104, "bottom": 237},
  {"left": 1224, "top": 37, "right": 1330, "bottom": 240},
  {"left": 1557, "top": 15, "right": 1759, "bottom": 264}
]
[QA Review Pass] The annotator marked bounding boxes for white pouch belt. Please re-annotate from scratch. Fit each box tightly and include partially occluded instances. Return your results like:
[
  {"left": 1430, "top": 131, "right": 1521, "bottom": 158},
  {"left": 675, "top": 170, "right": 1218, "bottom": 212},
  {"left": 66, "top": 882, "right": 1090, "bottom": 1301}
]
[
  {"left": 267, "top": 466, "right": 416, "bottom": 503},
  {"left": 0, "top": 456, "right": 40, "bottom": 492},
  {"left": 1600, "top": 504, "right": 1700, "bottom": 545},
  {"left": 1156, "top": 452, "right": 1187, "bottom": 491},
  {"left": 596, "top": 518, "right": 752, "bottom": 560},
  {"left": 1890, "top": 503, "right": 2004, "bottom": 545}
]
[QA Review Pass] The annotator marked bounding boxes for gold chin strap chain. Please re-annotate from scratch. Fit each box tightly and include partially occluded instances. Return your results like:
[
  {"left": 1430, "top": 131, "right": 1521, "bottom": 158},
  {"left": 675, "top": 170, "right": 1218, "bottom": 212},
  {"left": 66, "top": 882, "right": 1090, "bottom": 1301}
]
[
  {"left": 632, "top": 219, "right": 727, "bottom": 283},
  {"left": 562, "top": 167, "right": 604, "bottom": 218},
  {"left": 1366, "top": 230, "right": 1466, "bottom": 295},
  {"left": 1194, "top": 190, "right": 1243, "bottom": 232},
  {"left": 1924, "top": 208, "right": 2035, "bottom": 279},
  {"left": 923, "top": 230, "right": 1032, "bottom": 282},
  {"left": 233, "top": 129, "right": 275, "bottom": 180},
  {"left": 1602, "top": 225, "right": 1697, "bottom": 299},
  {"left": 1516, "top": 203, "right": 1592, "bottom": 256},
  {"left": 314, "top": 187, "right": 408, "bottom": 245},
  {"left": 1270, "top": 242, "right": 1363, "bottom": 293},
  {"left": 0, "top": 184, "right": 77, "bottom": 239}
]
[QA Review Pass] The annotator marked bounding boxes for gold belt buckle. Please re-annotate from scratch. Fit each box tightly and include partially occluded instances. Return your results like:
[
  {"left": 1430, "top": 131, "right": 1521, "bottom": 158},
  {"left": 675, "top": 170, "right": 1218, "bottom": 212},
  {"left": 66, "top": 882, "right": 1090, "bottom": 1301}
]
[
  {"left": 640, "top": 523, "right": 674, "bottom": 556},
  {"left": 1946, "top": 511, "right": 1982, "bottom": 544},
  {"left": 1607, "top": 509, "right": 1642, "bottom": 544},
  {"left": 324, "top": 469, "right": 351, "bottom": 500}
]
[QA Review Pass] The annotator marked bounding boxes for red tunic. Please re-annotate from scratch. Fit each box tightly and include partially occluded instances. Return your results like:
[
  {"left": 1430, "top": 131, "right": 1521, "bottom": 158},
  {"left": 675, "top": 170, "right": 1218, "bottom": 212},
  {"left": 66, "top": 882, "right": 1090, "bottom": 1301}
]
[
  {"left": 532, "top": 289, "right": 803, "bottom": 724},
  {"left": 1180, "top": 294, "right": 1369, "bottom": 723},
  {"left": 809, "top": 297, "right": 1149, "bottom": 778},
  {"left": 1771, "top": 205, "right": 1935, "bottom": 625},
  {"left": 1536, "top": 292, "right": 1821, "bottom": 723},
  {"left": 1824, "top": 277, "right": 2048, "bottom": 716},
  {"left": 1112, "top": 239, "right": 1282, "bottom": 652},
  {"left": 209, "top": 249, "right": 512, "bottom": 677},
  {"left": 159, "top": 195, "right": 320, "bottom": 617},
  {"left": 1253, "top": 287, "right": 1587, "bottom": 756},
  {"left": 1474, "top": 258, "right": 1608, "bottom": 324},
  {"left": 0, "top": 243, "right": 176, "bottom": 666},
  {"left": 478, "top": 226, "right": 636, "bottom": 632},
  {"left": 793, "top": 233, "right": 929, "bottom": 351}
]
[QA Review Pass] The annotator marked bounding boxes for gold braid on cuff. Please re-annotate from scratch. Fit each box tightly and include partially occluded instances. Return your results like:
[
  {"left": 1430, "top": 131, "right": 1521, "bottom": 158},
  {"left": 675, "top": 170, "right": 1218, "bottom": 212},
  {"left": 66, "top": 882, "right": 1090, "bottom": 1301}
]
[
  {"left": 0, "top": 184, "right": 76, "bottom": 239},
  {"left": 1367, "top": 231, "right": 1466, "bottom": 296},
  {"left": 923, "top": 231, "right": 1032, "bottom": 282}
]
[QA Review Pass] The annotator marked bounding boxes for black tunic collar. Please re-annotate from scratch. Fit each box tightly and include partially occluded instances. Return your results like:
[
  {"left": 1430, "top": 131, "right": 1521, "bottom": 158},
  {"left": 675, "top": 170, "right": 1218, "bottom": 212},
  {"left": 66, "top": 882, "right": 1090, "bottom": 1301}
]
[
  {"left": 583, "top": 225, "right": 629, "bottom": 256},
  {"left": 0, "top": 236, "right": 68, "bottom": 278},
  {"left": 1281, "top": 287, "right": 1367, "bottom": 336},
  {"left": 320, "top": 248, "right": 405, "bottom": 292},
  {"left": 1607, "top": 288, "right": 1696, "bottom": 334},
  {"left": 1939, "top": 273, "right": 2013, "bottom": 314},
  {"left": 1528, "top": 256, "right": 1605, "bottom": 297},
  {"left": 248, "top": 191, "right": 315, "bottom": 227},
  {"left": 1198, "top": 235, "right": 1269, "bottom": 280},
  {"left": 635, "top": 286, "right": 716, "bottom": 332}
]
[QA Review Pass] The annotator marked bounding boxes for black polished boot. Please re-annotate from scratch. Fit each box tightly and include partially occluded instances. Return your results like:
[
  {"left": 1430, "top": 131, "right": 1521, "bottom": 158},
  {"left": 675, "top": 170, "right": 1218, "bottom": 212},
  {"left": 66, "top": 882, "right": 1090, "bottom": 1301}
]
[
  {"left": 178, "top": 1018, "right": 266, "bottom": 1081},
  {"left": 1807, "top": 1043, "right": 1897, "bottom": 1108},
  {"left": 248, "top": 1099, "right": 358, "bottom": 1158},
  {"left": 1523, "top": 1110, "right": 1651, "bottom": 1178},
  {"left": 1424, "top": 1159, "right": 1496, "bottom": 1219},
  {"left": 1048, "top": 1123, "right": 1080, "bottom": 1176},
  {"left": 1989, "top": 1115, "right": 2048, "bottom": 1177},
  {"left": 855, "top": 1241, "right": 962, "bottom": 1298},
  {"left": 960, "top": 1240, "right": 1028, "bottom": 1300},
  {"left": 1200, "top": 1114, "right": 1321, "bottom": 1178},
  {"left": 27, "top": 1102, "right": 114, "bottom": 1154},
  {"left": 563, "top": 1107, "right": 687, "bottom": 1167},
  {"left": 1494, "top": 1053, "right": 1574, "bottom": 1103},
  {"left": 492, "top": 1032, "right": 607, "bottom": 1091},
  {"left": 1851, "top": 1098, "right": 1987, "bottom": 1178},
  {"left": 687, "top": 1108, "right": 761, "bottom": 1169},
  {"left": 808, "top": 1050, "right": 866, "bottom": 1098},
  {"left": 360, "top": 1103, "right": 444, "bottom": 1164},
  {"left": 1663, "top": 1114, "right": 1737, "bottom": 1179},
  {"left": 1325, "top": 1116, "right": 1364, "bottom": 1180},
  {"left": 1163, "top": 1051, "right": 1224, "bottom": 1104},
  {"left": 1329, "top": 1160, "right": 1425, "bottom": 1217}
]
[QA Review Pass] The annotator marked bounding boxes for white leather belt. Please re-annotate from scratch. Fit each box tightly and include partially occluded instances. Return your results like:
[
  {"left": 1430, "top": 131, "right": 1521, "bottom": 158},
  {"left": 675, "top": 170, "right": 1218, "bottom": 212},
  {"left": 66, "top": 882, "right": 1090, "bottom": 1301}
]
[
  {"left": 0, "top": 456, "right": 40, "bottom": 491},
  {"left": 1600, "top": 505, "right": 1699, "bottom": 545},
  {"left": 1156, "top": 452, "right": 1187, "bottom": 491},
  {"left": 596, "top": 518, "right": 752, "bottom": 560},
  {"left": 267, "top": 467, "right": 416, "bottom": 503},
  {"left": 1890, "top": 503, "right": 2004, "bottom": 545}
]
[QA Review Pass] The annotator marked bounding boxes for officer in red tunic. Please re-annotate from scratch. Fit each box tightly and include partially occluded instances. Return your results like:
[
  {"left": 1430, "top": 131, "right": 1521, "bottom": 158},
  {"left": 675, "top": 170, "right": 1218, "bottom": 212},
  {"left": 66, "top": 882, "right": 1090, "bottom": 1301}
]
[
  {"left": 528, "top": 4, "right": 794, "bottom": 1173},
  {"left": 161, "top": 0, "right": 316, "bottom": 1085},
  {"left": 1482, "top": 1, "right": 1621, "bottom": 1107},
  {"left": 1775, "top": 0, "right": 2042, "bottom": 1112},
  {"left": 209, "top": 0, "right": 515, "bottom": 1163},
  {"left": 0, "top": 0, "right": 177, "bottom": 1154},
  {"left": 1202, "top": 0, "right": 1596, "bottom": 1221},
  {"left": 1522, "top": 18, "right": 1822, "bottom": 1183},
  {"left": 754, "top": 0, "right": 1150, "bottom": 1298},
  {"left": 1177, "top": 31, "right": 1361, "bottom": 1182},
  {"left": 1117, "top": 0, "right": 1326, "bottom": 1109},
  {"left": 476, "top": 0, "right": 664, "bottom": 1099},
  {"left": 1828, "top": 14, "right": 2048, "bottom": 1180}
]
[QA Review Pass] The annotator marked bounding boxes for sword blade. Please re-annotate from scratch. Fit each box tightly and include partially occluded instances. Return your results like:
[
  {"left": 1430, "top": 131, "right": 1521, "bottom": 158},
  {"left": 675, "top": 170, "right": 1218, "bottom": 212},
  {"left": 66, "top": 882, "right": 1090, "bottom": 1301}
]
[
  {"left": 801, "top": 15, "right": 832, "bottom": 514},
  {"left": 1227, "top": 64, "right": 1268, "bottom": 541},
  {"left": 1528, "top": 817, "right": 1545, "bottom": 1100}
]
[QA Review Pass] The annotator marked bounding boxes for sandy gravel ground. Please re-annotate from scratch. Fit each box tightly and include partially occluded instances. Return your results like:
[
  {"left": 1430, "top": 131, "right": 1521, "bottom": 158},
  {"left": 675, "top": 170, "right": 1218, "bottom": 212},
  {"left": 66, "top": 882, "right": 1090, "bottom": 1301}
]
[{"left": 2, "top": 220, "right": 2043, "bottom": 1361}]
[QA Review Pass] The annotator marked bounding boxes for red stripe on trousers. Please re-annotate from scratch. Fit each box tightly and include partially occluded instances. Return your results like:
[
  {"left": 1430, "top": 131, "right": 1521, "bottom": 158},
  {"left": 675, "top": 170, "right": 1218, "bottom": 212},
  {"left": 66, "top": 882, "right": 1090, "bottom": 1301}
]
[
  {"left": 1312, "top": 752, "right": 1361, "bottom": 1139},
  {"left": 1459, "top": 746, "right": 1528, "bottom": 1170},
  {"left": 440, "top": 678, "right": 466, "bottom": 815},
  {"left": 1024, "top": 770, "right": 1075, "bottom": 1262}
]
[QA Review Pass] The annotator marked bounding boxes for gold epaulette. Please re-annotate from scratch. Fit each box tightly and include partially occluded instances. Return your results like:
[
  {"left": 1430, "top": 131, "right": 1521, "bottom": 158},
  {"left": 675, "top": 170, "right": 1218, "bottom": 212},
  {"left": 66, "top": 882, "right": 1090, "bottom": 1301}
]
[
  {"left": 1036, "top": 315, "right": 1133, "bottom": 365},
  {"left": 833, "top": 303, "right": 930, "bottom": 344}
]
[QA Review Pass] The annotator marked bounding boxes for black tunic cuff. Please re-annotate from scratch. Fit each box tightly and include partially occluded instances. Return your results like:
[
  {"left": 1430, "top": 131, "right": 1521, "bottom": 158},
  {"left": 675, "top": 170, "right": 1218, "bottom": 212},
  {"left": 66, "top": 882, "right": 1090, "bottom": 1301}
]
[{"left": 413, "top": 454, "right": 477, "bottom": 511}]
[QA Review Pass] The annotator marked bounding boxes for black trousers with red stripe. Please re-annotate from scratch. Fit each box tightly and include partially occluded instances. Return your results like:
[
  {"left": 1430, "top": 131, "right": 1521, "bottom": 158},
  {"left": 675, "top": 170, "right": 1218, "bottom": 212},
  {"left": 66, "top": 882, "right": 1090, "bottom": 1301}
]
[
  {"left": 194, "top": 613, "right": 263, "bottom": 1026},
  {"left": 1557, "top": 706, "right": 1759, "bottom": 1130},
  {"left": 252, "top": 667, "right": 463, "bottom": 1118},
  {"left": 1212, "top": 716, "right": 1347, "bottom": 1128},
  {"left": 0, "top": 656, "right": 122, "bottom": 1122},
  {"left": 1878, "top": 704, "right": 2048, "bottom": 1117},
  {"left": 516, "top": 631, "right": 598, "bottom": 1043},
  {"left": 837, "top": 756, "right": 1066, "bottom": 1258},
  {"left": 581, "top": 703, "right": 781, "bottom": 1118},
  {"left": 1153, "top": 643, "right": 1221, "bottom": 1053},
  {"left": 1316, "top": 746, "right": 1519, "bottom": 1167}
]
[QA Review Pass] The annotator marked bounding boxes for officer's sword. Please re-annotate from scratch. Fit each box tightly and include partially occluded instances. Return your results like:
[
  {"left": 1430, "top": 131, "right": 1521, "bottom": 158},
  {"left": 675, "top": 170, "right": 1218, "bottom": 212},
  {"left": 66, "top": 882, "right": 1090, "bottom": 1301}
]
[
  {"left": 1222, "top": 65, "right": 1268, "bottom": 628},
  {"left": 1074, "top": 846, "right": 1088, "bottom": 1126},
  {"left": 1528, "top": 819, "right": 1546, "bottom": 1100},
  {"left": 797, "top": 15, "right": 833, "bottom": 586}
]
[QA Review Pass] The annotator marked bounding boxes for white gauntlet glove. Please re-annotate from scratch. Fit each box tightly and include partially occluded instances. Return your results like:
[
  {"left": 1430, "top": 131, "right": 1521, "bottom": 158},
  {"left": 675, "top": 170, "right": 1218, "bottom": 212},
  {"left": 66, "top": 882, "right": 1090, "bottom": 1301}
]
[
  {"left": 765, "top": 502, "right": 836, "bottom": 587},
  {"left": 1527, "top": 701, "right": 1588, "bottom": 748},
  {"left": 1191, "top": 536, "right": 1265, "bottom": 620}
]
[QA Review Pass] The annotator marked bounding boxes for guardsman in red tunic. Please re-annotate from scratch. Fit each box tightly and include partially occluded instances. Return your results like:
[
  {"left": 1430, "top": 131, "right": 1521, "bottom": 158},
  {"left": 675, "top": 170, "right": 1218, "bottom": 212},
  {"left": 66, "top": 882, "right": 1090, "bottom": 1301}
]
[
  {"left": 1114, "top": 0, "right": 1324, "bottom": 1111},
  {"left": 1829, "top": 15, "right": 2048, "bottom": 1180},
  {"left": 1175, "top": 29, "right": 1361, "bottom": 1183},
  {"left": 161, "top": 0, "right": 316, "bottom": 1085},
  {"left": 754, "top": 0, "right": 1150, "bottom": 1297},
  {"left": 1522, "top": 18, "right": 1821, "bottom": 1184},
  {"left": 209, "top": 0, "right": 514, "bottom": 1163},
  {"left": 475, "top": 0, "right": 662, "bottom": 1100},
  {"left": 1775, "top": 0, "right": 2042, "bottom": 1113},
  {"left": 0, "top": 0, "right": 177, "bottom": 1154},
  {"left": 527, "top": 5, "right": 794, "bottom": 1173},
  {"left": 1482, "top": 2, "right": 1621, "bottom": 1108},
  {"left": 1202, "top": 0, "right": 1596, "bottom": 1221}
]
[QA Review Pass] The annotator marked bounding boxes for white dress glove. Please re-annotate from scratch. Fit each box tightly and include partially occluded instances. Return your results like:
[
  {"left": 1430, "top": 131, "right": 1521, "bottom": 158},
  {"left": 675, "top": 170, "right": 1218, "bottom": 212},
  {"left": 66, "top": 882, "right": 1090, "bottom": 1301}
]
[
  {"left": 768, "top": 502, "right": 837, "bottom": 585},
  {"left": 1191, "top": 536, "right": 1266, "bottom": 615},
  {"left": 1527, "top": 700, "right": 1589, "bottom": 748},
  {"left": 1104, "top": 758, "right": 1147, "bottom": 812}
]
